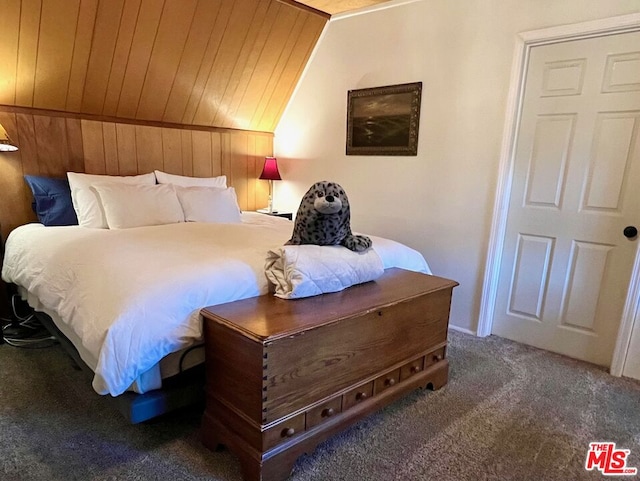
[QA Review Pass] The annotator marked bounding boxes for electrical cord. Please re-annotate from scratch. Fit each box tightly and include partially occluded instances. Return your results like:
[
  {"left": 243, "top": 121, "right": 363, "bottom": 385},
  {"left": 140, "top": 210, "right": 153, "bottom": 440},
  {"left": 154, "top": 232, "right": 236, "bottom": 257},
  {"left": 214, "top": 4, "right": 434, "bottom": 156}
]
[
  {"left": 178, "top": 344, "right": 205, "bottom": 373},
  {"left": 1, "top": 294, "right": 57, "bottom": 349},
  {"left": 10, "top": 294, "right": 35, "bottom": 322}
]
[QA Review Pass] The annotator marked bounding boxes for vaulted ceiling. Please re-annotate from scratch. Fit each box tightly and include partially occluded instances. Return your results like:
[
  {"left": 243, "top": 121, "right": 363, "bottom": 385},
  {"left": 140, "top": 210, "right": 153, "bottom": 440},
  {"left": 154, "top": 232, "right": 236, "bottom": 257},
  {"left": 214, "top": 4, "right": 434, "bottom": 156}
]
[
  {"left": 0, "top": 0, "right": 393, "bottom": 133},
  {"left": 0, "top": 0, "right": 335, "bottom": 133},
  {"left": 292, "top": 0, "right": 392, "bottom": 15}
]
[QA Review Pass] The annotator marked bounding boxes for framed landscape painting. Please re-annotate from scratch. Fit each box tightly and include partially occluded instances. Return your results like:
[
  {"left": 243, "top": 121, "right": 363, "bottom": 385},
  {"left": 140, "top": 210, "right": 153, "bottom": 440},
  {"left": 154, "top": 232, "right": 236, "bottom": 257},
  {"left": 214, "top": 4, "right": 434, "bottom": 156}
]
[{"left": 346, "top": 82, "right": 422, "bottom": 156}]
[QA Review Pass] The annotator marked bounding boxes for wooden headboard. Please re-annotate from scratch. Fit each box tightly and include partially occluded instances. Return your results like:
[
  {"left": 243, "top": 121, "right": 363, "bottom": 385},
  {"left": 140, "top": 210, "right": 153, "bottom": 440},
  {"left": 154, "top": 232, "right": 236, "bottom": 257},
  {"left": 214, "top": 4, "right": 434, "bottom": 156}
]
[{"left": 0, "top": 106, "right": 273, "bottom": 239}]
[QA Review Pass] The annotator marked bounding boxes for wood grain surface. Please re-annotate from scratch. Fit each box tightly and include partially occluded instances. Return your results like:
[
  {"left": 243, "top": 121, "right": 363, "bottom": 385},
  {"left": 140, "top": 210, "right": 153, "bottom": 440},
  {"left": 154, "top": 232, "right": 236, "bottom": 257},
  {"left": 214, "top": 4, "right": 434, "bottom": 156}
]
[{"left": 0, "top": 105, "right": 273, "bottom": 239}]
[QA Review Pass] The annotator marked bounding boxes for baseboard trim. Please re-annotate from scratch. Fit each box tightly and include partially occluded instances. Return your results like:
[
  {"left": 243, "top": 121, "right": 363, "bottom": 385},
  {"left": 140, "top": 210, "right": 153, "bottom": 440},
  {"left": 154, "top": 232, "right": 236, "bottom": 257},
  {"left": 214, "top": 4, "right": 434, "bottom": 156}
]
[{"left": 448, "top": 325, "right": 476, "bottom": 336}]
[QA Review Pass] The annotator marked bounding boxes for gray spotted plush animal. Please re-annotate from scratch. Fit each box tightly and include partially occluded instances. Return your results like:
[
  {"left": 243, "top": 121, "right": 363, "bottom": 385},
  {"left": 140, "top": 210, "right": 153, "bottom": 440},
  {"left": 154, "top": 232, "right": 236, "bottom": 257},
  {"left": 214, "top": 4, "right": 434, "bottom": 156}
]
[{"left": 286, "top": 181, "right": 372, "bottom": 252}]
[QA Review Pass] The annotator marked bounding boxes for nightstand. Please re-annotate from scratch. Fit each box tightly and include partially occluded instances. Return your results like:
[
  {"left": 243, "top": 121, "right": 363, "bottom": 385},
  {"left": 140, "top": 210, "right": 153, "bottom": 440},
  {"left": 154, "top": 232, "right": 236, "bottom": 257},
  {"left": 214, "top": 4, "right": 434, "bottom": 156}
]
[{"left": 255, "top": 210, "right": 293, "bottom": 221}]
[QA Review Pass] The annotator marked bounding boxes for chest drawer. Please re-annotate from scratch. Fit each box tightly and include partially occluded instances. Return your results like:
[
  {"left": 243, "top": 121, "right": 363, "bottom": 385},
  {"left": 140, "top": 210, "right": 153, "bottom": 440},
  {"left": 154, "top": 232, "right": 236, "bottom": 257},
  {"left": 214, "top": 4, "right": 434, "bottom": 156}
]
[
  {"left": 262, "top": 413, "right": 305, "bottom": 449},
  {"left": 262, "top": 413, "right": 306, "bottom": 450},
  {"left": 400, "top": 356, "right": 425, "bottom": 381},
  {"left": 343, "top": 382, "right": 374, "bottom": 410},
  {"left": 374, "top": 369, "right": 400, "bottom": 395},
  {"left": 306, "top": 397, "right": 342, "bottom": 429},
  {"left": 426, "top": 347, "right": 446, "bottom": 367}
]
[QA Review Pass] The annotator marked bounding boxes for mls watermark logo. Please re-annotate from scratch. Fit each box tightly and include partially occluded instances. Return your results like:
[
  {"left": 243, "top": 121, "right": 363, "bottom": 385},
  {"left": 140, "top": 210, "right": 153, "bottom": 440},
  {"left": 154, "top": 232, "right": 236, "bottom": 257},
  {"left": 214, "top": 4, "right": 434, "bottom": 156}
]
[{"left": 585, "top": 442, "right": 638, "bottom": 476}]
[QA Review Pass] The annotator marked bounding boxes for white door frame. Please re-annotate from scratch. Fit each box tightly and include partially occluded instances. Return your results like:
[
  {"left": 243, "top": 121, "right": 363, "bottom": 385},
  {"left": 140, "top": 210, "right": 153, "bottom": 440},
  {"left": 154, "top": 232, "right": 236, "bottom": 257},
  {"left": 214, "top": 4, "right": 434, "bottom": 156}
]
[{"left": 477, "top": 13, "right": 640, "bottom": 377}]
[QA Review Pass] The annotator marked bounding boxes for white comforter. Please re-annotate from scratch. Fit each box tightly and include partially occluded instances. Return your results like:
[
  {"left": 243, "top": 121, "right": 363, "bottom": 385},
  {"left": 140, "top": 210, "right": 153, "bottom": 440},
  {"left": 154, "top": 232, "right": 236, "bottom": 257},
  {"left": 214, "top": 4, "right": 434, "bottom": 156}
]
[
  {"left": 265, "top": 245, "right": 385, "bottom": 299},
  {"left": 1, "top": 213, "right": 430, "bottom": 396}
]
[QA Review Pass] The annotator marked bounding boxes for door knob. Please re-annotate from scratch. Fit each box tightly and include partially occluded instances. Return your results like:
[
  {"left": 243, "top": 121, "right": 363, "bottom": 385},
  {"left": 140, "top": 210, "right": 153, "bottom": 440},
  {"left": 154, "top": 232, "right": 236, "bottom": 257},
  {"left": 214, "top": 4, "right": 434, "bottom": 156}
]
[{"left": 624, "top": 226, "right": 638, "bottom": 239}]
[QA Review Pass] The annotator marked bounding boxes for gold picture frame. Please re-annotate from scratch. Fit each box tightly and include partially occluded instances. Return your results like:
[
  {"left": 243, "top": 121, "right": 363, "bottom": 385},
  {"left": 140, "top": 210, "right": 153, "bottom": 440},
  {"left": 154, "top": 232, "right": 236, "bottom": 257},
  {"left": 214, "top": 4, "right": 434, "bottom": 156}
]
[{"left": 346, "top": 82, "right": 422, "bottom": 156}]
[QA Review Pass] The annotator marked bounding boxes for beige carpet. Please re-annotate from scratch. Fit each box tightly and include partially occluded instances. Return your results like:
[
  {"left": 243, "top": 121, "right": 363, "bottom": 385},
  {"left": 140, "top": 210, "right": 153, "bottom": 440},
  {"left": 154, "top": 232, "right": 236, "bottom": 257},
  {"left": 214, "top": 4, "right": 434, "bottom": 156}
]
[{"left": 1, "top": 331, "right": 638, "bottom": 480}]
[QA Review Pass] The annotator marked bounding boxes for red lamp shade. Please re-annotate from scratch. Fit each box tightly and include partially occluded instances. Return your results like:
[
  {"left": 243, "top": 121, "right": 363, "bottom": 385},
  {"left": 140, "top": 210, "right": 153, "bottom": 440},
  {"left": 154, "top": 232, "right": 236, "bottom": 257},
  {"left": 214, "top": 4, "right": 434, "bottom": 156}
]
[{"left": 259, "top": 157, "right": 282, "bottom": 181}]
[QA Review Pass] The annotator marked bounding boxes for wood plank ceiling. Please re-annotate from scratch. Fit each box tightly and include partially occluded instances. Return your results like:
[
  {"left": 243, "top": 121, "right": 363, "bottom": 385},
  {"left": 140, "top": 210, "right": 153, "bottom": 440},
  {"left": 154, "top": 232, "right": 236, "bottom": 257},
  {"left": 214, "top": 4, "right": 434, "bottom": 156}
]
[
  {"left": 293, "top": 0, "right": 392, "bottom": 15},
  {"left": 0, "top": 0, "right": 327, "bottom": 133}
]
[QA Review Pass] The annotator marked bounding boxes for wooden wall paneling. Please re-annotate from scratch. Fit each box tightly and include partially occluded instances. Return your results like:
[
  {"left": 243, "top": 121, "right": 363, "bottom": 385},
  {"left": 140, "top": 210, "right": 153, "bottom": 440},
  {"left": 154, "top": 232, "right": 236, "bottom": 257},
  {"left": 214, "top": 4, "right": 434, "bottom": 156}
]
[
  {"left": 0, "top": 104, "right": 273, "bottom": 233},
  {"left": 191, "top": 130, "right": 213, "bottom": 177},
  {"left": 0, "top": 0, "right": 21, "bottom": 105},
  {"left": 252, "top": 10, "right": 306, "bottom": 131},
  {"left": 161, "top": 128, "right": 183, "bottom": 174},
  {"left": 115, "top": 0, "right": 165, "bottom": 119},
  {"left": 135, "top": 0, "right": 198, "bottom": 121},
  {"left": 255, "top": 134, "right": 271, "bottom": 209},
  {"left": 15, "top": 0, "right": 43, "bottom": 107},
  {"left": 210, "top": 132, "right": 223, "bottom": 177},
  {"left": 102, "top": 0, "right": 144, "bottom": 117},
  {"left": 65, "top": 0, "right": 99, "bottom": 112},
  {"left": 116, "top": 123, "right": 138, "bottom": 175},
  {"left": 65, "top": 117, "right": 85, "bottom": 173},
  {"left": 209, "top": 0, "right": 271, "bottom": 128},
  {"left": 0, "top": 112, "right": 33, "bottom": 237},
  {"left": 223, "top": 1, "right": 281, "bottom": 130},
  {"left": 233, "top": 4, "right": 298, "bottom": 130},
  {"left": 191, "top": 0, "right": 260, "bottom": 127},
  {"left": 230, "top": 132, "right": 250, "bottom": 210},
  {"left": 102, "top": 122, "right": 120, "bottom": 175},
  {"left": 180, "top": 1, "right": 235, "bottom": 125},
  {"left": 33, "top": 115, "right": 69, "bottom": 176},
  {"left": 135, "top": 124, "right": 164, "bottom": 174},
  {"left": 220, "top": 132, "right": 232, "bottom": 192},
  {"left": 15, "top": 114, "right": 39, "bottom": 175},
  {"left": 81, "top": 119, "right": 106, "bottom": 174},
  {"left": 33, "top": 0, "right": 81, "bottom": 111},
  {"left": 81, "top": 0, "right": 126, "bottom": 115},
  {"left": 283, "top": 0, "right": 388, "bottom": 16},
  {"left": 261, "top": 14, "right": 325, "bottom": 131},
  {"left": 1, "top": 0, "right": 326, "bottom": 132},
  {"left": 246, "top": 134, "right": 257, "bottom": 211},
  {"left": 249, "top": 134, "right": 266, "bottom": 210},
  {"left": 180, "top": 130, "right": 194, "bottom": 176},
  {"left": 161, "top": 0, "right": 224, "bottom": 124}
]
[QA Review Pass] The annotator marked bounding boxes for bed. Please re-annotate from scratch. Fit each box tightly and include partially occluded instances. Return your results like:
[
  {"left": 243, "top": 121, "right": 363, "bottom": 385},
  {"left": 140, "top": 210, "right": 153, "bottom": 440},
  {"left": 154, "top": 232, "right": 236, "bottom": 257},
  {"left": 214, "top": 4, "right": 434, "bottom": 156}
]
[{"left": 1, "top": 210, "right": 430, "bottom": 422}]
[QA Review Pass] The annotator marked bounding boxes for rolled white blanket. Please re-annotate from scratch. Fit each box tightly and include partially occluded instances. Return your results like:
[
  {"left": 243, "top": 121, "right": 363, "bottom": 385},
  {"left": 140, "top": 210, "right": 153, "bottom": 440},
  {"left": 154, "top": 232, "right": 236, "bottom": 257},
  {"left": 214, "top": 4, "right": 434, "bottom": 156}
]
[{"left": 265, "top": 245, "right": 385, "bottom": 299}]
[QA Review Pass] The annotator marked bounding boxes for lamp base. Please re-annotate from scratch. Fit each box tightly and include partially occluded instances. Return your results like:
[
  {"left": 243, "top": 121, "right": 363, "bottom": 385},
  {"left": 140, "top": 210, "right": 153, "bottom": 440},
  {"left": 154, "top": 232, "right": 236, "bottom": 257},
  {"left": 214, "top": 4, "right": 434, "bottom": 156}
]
[{"left": 264, "top": 183, "right": 275, "bottom": 213}]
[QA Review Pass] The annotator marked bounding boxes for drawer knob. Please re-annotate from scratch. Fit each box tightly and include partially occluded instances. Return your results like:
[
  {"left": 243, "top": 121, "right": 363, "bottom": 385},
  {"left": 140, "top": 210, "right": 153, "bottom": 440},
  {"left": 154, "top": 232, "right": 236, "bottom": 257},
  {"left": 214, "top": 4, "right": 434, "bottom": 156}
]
[
  {"left": 385, "top": 378, "right": 396, "bottom": 387},
  {"left": 410, "top": 365, "right": 421, "bottom": 374},
  {"left": 355, "top": 392, "right": 368, "bottom": 401},
  {"left": 433, "top": 354, "right": 443, "bottom": 362},
  {"left": 322, "top": 407, "right": 336, "bottom": 418},
  {"left": 282, "top": 427, "right": 295, "bottom": 438}
]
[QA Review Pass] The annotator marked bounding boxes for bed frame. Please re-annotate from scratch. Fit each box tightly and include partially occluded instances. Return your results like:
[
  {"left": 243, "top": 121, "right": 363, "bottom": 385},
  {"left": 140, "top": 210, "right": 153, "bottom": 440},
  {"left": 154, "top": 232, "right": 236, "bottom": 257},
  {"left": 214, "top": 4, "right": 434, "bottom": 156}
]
[{"left": 35, "top": 310, "right": 206, "bottom": 423}]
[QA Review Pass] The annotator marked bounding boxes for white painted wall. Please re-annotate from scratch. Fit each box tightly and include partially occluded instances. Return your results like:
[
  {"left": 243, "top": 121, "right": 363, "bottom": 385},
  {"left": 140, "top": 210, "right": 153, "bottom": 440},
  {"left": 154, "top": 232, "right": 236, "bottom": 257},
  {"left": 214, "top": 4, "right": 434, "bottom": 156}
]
[{"left": 273, "top": 0, "right": 640, "bottom": 332}]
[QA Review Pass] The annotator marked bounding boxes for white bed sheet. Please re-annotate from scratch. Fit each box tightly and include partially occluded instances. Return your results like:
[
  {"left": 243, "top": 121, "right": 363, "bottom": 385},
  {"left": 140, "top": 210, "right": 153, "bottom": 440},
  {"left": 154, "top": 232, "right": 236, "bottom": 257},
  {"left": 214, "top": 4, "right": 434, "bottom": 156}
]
[{"left": 1, "top": 213, "right": 430, "bottom": 396}]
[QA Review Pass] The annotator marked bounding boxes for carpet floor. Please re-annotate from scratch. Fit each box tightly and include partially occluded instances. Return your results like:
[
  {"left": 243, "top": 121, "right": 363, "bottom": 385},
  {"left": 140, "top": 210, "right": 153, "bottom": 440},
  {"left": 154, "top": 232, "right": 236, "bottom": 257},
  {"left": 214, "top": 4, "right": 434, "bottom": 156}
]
[{"left": 1, "top": 331, "right": 638, "bottom": 481}]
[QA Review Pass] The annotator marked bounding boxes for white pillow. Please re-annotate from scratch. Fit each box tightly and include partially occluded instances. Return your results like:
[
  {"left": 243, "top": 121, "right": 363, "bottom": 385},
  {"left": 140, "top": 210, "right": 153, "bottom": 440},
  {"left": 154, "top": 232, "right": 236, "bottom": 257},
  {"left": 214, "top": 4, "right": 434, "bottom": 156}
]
[
  {"left": 67, "top": 172, "right": 156, "bottom": 228},
  {"left": 154, "top": 170, "right": 227, "bottom": 188},
  {"left": 92, "top": 183, "right": 184, "bottom": 229},
  {"left": 174, "top": 186, "right": 242, "bottom": 224}
]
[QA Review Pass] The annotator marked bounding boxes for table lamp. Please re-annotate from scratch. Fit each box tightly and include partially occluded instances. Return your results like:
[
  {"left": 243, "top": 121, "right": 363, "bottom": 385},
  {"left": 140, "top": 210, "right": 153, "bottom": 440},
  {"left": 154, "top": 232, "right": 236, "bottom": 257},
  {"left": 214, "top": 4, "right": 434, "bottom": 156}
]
[
  {"left": 259, "top": 156, "right": 281, "bottom": 213},
  {"left": 0, "top": 122, "right": 18, "bottom": 152}
]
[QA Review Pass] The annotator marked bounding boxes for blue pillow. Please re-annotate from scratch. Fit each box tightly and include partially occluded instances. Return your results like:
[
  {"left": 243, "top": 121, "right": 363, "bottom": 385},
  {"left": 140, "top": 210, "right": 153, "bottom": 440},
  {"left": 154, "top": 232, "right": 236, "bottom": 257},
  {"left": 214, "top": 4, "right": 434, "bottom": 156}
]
[{"left": 24, "top": 175, "right": 78, "bottom": 226}]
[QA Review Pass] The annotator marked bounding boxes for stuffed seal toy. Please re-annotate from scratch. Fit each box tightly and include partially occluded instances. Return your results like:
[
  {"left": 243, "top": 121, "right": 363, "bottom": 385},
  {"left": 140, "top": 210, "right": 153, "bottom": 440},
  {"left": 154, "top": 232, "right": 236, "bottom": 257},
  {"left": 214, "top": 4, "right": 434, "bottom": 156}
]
[{"left": 286, "top": 181, "right": 372, "bottom": 252}]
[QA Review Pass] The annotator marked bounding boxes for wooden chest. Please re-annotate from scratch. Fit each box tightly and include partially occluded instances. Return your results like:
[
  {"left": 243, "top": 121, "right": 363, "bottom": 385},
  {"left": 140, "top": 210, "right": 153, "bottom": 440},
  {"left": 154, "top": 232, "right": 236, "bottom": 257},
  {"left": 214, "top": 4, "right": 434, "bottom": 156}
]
[{"left": 201, "top": 268, "right": 458, "bottom": 481}]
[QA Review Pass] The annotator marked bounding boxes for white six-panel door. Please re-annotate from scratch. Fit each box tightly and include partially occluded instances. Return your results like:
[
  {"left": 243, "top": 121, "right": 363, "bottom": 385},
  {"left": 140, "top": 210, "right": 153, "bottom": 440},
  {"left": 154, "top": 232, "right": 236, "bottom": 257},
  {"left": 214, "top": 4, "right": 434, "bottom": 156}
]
[{"left": 492, "top": 31, "right": 640, "bottom": 367}]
